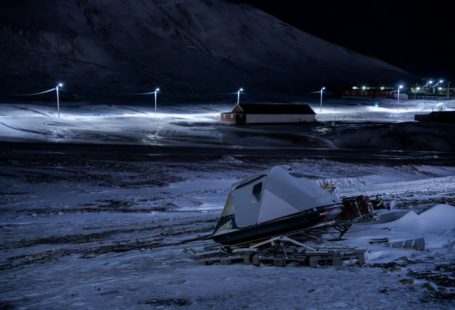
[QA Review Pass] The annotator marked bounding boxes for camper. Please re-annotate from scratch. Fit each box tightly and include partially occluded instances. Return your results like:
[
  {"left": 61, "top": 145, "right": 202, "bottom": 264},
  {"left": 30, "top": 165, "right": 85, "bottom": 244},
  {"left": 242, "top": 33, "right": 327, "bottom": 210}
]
[{"left": 212, "top": 166, "right": 342, "bottom": 245}]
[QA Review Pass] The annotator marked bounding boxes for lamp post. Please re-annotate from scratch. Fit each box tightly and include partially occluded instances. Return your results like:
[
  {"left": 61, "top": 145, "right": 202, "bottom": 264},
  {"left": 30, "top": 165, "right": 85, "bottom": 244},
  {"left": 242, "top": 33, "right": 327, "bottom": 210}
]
[
  {"left": 55, "top": 83, "right": 63, "bottom": 118},
  {"left": 153, "top": 88, "right": 160, "bottom": 112},
  {"left": 397, "top": 85, "right": 403, "bottom": 103},
  {"left": 415, "top": 87, "right": 421, "bottom": 99},
  {"left": 320, "top": 87, "right": 326, "bottom": 113},
  {"left": 448, "top": 81, "right": 451, "bottom": 100},
  {"left": 236, "top": 88, "right": 244, "bottom": 105},
  {"left": 432, "top": 79, "right": 444, "bottom": 93},
  {"left": 425, "top": 80, "right": 433, "bottom": 93}
]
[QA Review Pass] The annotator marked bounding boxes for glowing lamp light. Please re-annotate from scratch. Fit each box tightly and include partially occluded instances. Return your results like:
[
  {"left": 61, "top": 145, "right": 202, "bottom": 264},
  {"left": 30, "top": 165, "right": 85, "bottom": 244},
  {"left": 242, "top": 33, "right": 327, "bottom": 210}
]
[
  {"left": 352, "top": 86, "right": 359, "bottom": 90},
  {"left": 397, "top": 84, "right": 404, "bottom": 103},
  {"left": 438, "top": 87, "right": 442, "bottom": 90},
  {"left": 362, "top": 86, "right": 367, "bottom": 90},
  {"left": 380, "top": 86, "right": 385, "bottom": 90},
  {"left": 416, "top": 87, "right": 421, "bottom": 91}
]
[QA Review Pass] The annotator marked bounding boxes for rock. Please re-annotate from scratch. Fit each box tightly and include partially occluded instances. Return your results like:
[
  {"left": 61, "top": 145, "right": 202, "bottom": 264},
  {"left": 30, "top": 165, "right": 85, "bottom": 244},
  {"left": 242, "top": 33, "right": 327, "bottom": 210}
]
[{"left": 399, "top": 278, "right": 414, "bottom": 285}]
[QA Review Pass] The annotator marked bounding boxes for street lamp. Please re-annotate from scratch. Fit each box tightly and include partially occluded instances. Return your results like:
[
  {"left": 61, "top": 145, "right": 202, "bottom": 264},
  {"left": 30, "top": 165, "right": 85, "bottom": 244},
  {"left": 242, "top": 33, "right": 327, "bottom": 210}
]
[
  {"left": 425, "top": 80, "right": 433, "bottom": 93},
  {"left": 154, "top": 87, "right": 160, "bottom": 112},
  {"left": 448, "top": 81, "right": 451, "bottom": 100},
  {"left": 236, "top": 88, "right": 244, "bottom": 105},
  {"left": 320, "top": 87, "right": 326, "bottom": 113},
  {"left": 432, "top": 79, "right": 444, "bottom": 93},
  {"left": 55, "top": 83, "right": 63, "bottom": 118},
  {"left": 397, "top": 85, "right": 403, "bottom": 102}
]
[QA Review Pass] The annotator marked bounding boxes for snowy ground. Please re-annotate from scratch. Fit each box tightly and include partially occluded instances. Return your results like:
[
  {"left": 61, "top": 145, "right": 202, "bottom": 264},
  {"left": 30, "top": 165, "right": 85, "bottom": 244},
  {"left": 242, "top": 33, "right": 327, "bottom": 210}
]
[
  {"left": 1, "top": 146, "right": 454, "bottom": 309},
  {"left": 0, "top": 99, "right": 454, "bottom": 152},
  {"left": 314, "top": 98, "right": 455, "bottom": 122}
]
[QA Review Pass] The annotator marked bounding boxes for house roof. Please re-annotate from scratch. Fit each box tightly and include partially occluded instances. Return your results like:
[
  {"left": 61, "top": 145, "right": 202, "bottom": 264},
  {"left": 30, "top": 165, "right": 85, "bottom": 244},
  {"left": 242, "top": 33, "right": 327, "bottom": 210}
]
[{"left": 233, "top": 103, "right": 315, "bottom": 115}]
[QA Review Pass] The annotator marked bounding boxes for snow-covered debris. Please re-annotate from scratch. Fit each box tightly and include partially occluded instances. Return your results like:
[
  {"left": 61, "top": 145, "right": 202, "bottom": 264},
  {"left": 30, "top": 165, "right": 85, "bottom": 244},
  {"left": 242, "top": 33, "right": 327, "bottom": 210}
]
[{"left": 339, "top": 204, "right": 455, "bottom": 264}]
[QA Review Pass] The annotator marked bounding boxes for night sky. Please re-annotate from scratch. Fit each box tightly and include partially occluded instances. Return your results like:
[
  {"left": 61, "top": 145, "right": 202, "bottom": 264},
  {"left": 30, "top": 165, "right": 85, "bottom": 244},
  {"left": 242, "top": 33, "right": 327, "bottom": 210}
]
[{"left": 241, "top": 0, "right": 454, "bottom": 81}]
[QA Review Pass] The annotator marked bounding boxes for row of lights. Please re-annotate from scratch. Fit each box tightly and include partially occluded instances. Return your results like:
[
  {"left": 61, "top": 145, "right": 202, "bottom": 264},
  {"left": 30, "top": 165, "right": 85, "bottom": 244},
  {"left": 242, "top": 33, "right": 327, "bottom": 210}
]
[
  {"left": 28, "top": 84, "right": 245, "bottom": 118},
  {"left": 415, "top": 79, "right": 445, "bottom": 92},
  {"left": 352, "top": 84, "right": 404, "bottom": 102},
  {"left": 25, "top": 79, "right": 452, "bottom": 118},
  {"left": 353, "top": 79, "right": 451, "bottom": 102},
  {"left": 354, "top": 79, "right": 448, "bottom": 92}
]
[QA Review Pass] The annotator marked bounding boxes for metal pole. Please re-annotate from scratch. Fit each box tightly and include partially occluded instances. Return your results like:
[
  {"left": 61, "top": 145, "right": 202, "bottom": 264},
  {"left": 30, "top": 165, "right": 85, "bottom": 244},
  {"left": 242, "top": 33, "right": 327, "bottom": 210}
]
[
  {"left": 237, "top": 91, "right": 240, "bottom": 105},
  {"left": 154, "top": 91, "right": 157, "bottom": 112},
  {"left": 397, "top": 88, "right": 400, "bottom": 103},
  {"left": 320, "top": 89, "right": 323, "bottom": 113},
  {"left": 448, "top": 82, "right": 451, "bottom": 100},
  {"left": 56, "top": 86, "right": 60, "bottom": 118}
]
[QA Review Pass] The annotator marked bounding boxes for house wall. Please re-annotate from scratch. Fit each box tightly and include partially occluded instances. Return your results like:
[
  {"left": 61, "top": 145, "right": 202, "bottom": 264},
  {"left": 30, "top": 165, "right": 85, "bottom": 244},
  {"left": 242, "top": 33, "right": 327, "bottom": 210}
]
[
  {"left": 246, "top": 114, "right": 315, "bottom": 124},
  {"left": 220, "top": 113, "right": 246, "bottom": 124},
  {"left": 220, "top": 113, "right": 236, "bottom": 124}
]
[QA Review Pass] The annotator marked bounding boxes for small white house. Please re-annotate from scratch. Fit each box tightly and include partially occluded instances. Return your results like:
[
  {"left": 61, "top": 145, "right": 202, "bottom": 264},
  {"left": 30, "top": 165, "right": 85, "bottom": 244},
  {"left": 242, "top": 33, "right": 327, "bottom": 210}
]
[{"left": 220, "top": 103, "right": 316, "bottom": 124}]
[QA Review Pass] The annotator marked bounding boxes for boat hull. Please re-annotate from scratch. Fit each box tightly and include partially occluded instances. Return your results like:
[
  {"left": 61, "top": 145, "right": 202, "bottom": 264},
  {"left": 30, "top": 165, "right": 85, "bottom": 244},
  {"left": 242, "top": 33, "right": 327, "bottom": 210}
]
[{"left": 212, "top": 205, "right": 340, "bottom": 246}]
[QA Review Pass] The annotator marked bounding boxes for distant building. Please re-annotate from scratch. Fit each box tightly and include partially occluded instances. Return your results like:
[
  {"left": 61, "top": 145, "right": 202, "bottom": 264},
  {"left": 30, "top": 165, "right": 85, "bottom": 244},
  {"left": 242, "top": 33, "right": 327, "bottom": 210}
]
[
  {"left": 220, "top": 103, "right": 316, "bottom": 124},
  {"left": 342, "top": 87, "right": 395, "bottom": 100}
]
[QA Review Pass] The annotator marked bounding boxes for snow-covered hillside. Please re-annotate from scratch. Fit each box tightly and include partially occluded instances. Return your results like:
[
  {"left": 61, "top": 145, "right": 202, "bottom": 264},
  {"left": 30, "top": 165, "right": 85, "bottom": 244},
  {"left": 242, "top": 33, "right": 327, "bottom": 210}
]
[{"left": 0, "top": 0, "right": 411, "bottom": 99}]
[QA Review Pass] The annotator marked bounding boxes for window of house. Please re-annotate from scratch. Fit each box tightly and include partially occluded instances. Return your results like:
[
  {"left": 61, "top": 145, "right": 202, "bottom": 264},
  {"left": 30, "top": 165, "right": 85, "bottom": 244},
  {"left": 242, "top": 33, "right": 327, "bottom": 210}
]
[{"left": 252, "top": 182, "right": 262, "bottom": 202}]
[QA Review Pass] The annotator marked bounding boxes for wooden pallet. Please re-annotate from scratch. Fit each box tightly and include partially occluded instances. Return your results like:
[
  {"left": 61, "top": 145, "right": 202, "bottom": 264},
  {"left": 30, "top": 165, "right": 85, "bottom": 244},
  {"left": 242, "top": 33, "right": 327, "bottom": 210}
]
[
  {"left": 197, "top": 236, "right": 365, "bottom": 267},
  {"left": 200, "top": 250, "right": 365, "bottom": 267}
]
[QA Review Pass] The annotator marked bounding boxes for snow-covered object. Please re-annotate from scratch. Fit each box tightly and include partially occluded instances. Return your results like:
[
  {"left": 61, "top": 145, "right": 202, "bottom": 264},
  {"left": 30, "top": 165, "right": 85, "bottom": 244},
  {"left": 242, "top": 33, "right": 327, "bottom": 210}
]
[
  {"left": 212, "top": 166, "right": 341, "bottom": 245},
  {"left": 377, "top": 204, "right": 455, "bottom": 233},
  {"left": 342, "top": 204, "right": 455, "bottom": 262},
  {"left": 0, "top": 0, "right": 411, "bottom": 99}
]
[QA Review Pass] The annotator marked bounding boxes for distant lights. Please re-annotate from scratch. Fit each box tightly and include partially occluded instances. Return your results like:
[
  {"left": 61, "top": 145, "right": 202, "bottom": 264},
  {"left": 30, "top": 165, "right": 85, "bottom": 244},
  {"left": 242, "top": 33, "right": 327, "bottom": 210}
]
[
  {"left": 57, "top": 83, "right": 63, "bottom": 88},
  {"left": 361, "top": 86, "right": 367, "bottom": 90},
  {"left": 416, "top": 87, "right": 421, "bottom": 91},
  {"left": 352, "top": 86, "right": 359, "bottom": 90},
  {"left": 380, "top": 86, "right": 385, "bottom": 90},
  {"left": 398, "top": 85, "right": 404, "bottom": 89},
  {"left": 438, "top": 87, "right": 442, "bottom": 90}
]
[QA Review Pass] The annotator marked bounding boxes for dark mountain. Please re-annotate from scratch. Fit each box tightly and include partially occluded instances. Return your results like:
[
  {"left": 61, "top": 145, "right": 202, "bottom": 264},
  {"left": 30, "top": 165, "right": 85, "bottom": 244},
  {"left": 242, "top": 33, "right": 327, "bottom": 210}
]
[{"left": 0, "top": 0, "right": 412, "bottom": 101}]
